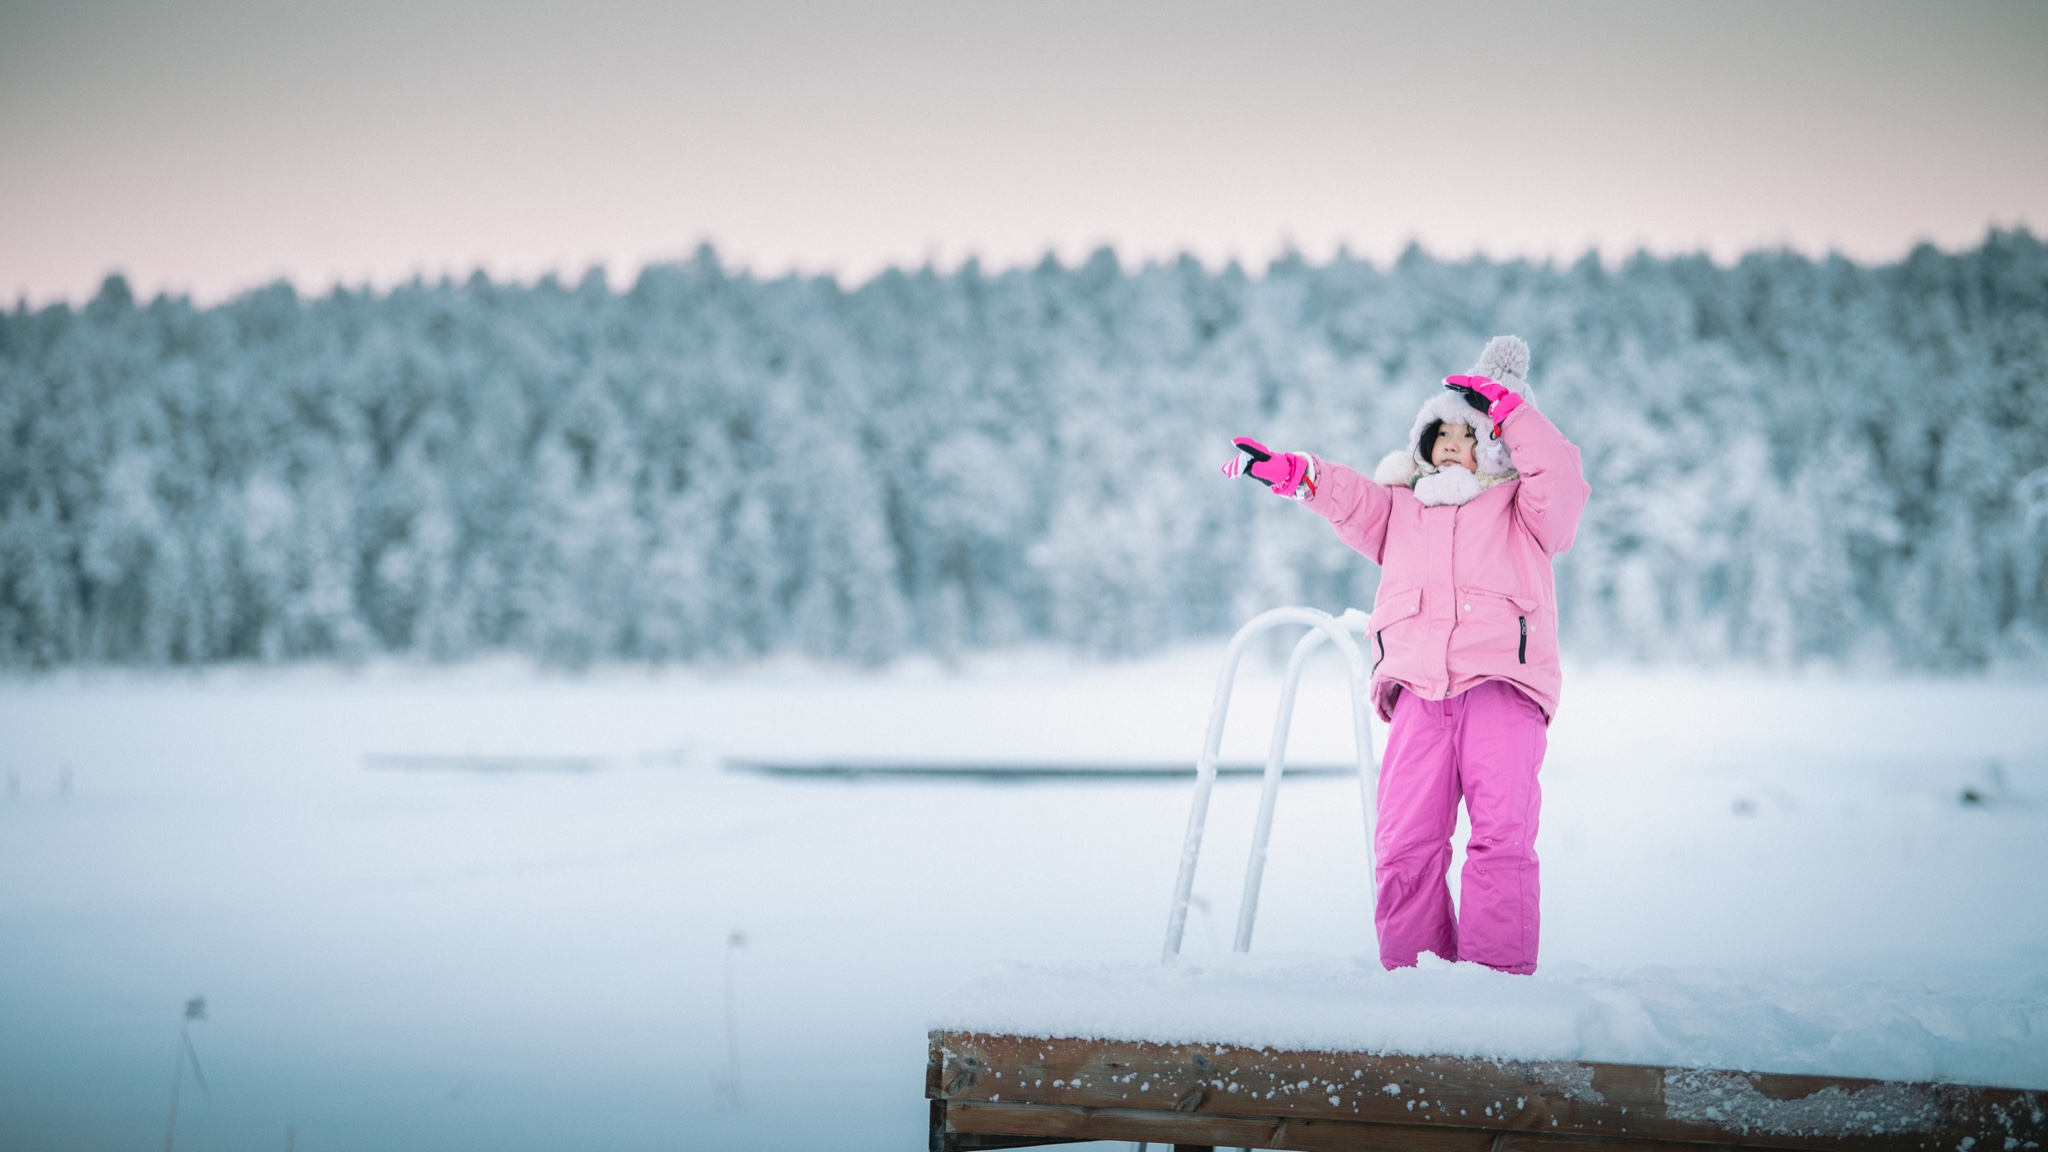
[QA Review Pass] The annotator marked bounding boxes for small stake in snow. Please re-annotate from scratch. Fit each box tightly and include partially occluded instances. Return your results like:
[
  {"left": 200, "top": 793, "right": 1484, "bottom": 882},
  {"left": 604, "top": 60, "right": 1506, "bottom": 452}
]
[
  {"left": 713, "top": 931, "right": 746, "bottom": 1108},
  {"left": 163, "top": 997, "right": 210, "bottom": 1152}
]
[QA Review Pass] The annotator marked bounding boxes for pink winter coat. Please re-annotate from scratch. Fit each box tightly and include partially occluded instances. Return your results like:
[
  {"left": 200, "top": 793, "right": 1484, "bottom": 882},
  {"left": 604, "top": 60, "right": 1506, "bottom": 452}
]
[{"left": 1303, "top": 405, "right": 1591, "bottom": 723}]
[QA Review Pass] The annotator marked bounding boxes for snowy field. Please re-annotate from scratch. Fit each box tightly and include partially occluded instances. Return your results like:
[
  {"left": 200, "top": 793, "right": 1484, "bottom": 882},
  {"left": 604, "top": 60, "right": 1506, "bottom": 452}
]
[{"left": 3, "top": 647, "right": 2046, "bottom": 1150}]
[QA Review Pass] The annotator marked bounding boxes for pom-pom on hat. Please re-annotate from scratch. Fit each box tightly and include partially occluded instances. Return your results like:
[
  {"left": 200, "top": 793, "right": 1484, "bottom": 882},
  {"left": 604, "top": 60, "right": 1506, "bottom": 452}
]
[{"left": 1471, "top": 334, "right": 1533, "bottom": 398}]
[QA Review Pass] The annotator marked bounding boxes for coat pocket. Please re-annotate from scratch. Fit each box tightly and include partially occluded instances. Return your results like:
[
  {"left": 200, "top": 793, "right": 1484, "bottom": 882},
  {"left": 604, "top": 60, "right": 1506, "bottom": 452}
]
[
  {"left": 1367, "top": 589, "right": 1423, "bottom": 669},
  {"left": 1451, "top": 587, "right": 1542, "bottom": 671}
]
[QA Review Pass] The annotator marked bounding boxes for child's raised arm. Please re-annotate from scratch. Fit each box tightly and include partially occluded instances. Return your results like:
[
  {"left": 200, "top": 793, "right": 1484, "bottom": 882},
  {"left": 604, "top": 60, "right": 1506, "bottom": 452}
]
[{"left": 1496, "top": 404, "right": 1591, "bottom": 555}]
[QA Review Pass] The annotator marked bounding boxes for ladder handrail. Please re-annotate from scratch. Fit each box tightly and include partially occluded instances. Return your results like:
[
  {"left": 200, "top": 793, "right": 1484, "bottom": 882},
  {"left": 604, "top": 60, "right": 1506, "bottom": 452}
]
[{"left": 1161, "top": 606, "right": 1379, "bottom": 962}]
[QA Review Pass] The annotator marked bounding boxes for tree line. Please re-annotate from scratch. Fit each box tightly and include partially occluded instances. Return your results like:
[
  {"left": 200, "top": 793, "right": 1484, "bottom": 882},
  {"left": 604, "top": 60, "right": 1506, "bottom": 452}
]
[{"left": 2, "top": 231, "right": 2044, "bottom": 670}]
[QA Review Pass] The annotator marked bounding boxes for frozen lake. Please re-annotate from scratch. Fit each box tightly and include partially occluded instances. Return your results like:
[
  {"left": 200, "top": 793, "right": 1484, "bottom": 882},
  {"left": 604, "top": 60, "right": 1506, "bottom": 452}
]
[{"left": 3, "top": 648, "right": 2045, "bottom": 1150}]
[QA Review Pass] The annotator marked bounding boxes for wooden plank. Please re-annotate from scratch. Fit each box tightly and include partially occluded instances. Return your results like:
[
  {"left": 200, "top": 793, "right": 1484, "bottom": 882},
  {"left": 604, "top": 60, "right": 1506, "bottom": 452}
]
[
  {"left": 938, "top": 1100, "right": 1775, "bottom": 1152},
  {"left": 943, "top": 1099, "right": 1290, "bottom": 1148},
  {"left": 930, "top": 1100, "right": 1086, "bottom": 1152},
  {"left": 929, "top": 1032, "right": 2047, "bottom": 1152}
]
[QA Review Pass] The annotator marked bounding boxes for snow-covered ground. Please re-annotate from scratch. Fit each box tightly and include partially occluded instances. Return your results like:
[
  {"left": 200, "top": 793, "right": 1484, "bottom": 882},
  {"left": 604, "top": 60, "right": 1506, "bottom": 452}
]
[{"left": 2, "top": 647, "right": 2045, "bottom": 1150}]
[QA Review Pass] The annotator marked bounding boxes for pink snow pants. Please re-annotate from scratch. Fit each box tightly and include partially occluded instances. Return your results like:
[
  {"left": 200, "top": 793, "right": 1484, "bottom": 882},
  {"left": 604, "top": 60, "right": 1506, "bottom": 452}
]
[{"left": 1375, "top": 679, "right": 1546, "bottom": 975}]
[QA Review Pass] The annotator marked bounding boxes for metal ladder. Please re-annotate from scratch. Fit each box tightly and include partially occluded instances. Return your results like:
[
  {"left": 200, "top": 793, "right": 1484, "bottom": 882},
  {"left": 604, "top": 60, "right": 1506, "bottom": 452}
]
[{"left": 1160, "top": 606, "right": 1380, "bottom": 961}]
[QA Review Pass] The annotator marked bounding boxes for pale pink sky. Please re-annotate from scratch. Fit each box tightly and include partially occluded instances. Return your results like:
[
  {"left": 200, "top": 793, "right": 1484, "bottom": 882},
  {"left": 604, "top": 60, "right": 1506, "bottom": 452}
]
[{"left": 3, "top": 0, "right": 2045, "bottom": 305}]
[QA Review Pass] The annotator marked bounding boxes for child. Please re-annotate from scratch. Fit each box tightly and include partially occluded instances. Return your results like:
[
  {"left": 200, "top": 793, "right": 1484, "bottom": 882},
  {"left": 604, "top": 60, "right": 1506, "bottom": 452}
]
[{"left": 1224, "top": 336, "right": 1590, "bottom": 975}]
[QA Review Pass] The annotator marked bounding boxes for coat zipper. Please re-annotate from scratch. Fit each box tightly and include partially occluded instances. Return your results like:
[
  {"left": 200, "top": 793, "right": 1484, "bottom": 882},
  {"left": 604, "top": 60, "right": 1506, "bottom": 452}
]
[
  {"left": 1517, "top": 616, "right": 1527, "bottom": 664},
  {"left": 1374, "top": 630, "right": 1385, "bottom": 668}
]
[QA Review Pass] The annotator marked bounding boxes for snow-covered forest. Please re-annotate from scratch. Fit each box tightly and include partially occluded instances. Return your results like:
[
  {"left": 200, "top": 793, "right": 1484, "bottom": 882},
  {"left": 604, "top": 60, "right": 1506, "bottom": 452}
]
[{"left": 3, "top": 231, "right": 2045, "bottom": 670}]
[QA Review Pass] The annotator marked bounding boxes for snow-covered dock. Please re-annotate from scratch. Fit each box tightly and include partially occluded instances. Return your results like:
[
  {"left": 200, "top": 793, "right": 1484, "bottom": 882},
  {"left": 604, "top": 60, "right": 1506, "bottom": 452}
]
[
  {"left": 933, "top": 955, "right": 2048, "bottom": 1090},
  {"left": 927, "top": 956, "right": 2048, "bottom": 1151},
  {"left": 927, "top": 1031, "right": 2043, "bottom": 1152}
]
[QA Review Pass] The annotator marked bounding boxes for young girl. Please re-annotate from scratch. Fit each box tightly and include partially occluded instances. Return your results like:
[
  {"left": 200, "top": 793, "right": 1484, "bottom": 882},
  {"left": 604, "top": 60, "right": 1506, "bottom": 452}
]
[{"left": 1225, "top": 336, "right": 1590, "bottom": 975}]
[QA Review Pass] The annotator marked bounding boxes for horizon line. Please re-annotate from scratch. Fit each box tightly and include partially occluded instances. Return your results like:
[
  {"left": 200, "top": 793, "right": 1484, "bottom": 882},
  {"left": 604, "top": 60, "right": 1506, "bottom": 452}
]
[{"left": 19, "top": 224, "right": 2040, "bottom": 313}]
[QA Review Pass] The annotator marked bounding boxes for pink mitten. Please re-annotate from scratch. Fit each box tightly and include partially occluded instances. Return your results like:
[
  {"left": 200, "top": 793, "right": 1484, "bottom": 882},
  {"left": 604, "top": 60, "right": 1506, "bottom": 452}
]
[
  {"left": 1222, "top": 437, "right": 1316, "bottom": 499},
  {"left": 1443, "top": 375, "right": 1524, "bottom": 436}
]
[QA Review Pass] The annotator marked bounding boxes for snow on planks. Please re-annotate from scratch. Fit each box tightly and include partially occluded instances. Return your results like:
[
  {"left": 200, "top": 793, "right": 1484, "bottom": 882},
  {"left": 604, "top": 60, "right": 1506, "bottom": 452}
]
[{"left": 927, "top": 1032, "right": 2045, "bottom": 1152}]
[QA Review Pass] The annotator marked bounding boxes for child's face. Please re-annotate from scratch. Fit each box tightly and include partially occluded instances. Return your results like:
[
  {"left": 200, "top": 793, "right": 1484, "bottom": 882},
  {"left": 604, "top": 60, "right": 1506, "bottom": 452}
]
[{"left": 1432, "top": 421, "right": 1478, "bottom": 471}]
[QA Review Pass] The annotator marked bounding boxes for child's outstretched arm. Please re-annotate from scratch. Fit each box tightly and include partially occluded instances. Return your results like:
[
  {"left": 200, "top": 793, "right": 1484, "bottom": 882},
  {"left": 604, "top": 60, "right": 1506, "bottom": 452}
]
[
  {"left": 1497, "top": 405, "right": 1591, "bottom": 555},
  {"left": 1300, "top": 459, "right": 1395, "bottom": 564},
  {"left": 1224, "top": 437, "right": 1394, "bottom": 562}
]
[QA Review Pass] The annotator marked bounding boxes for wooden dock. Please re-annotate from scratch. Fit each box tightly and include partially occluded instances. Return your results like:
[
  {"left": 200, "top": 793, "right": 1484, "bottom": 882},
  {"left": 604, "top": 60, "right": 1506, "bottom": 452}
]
[{"left": 928, "top": 1031, "right": 2045, "bottom": 1152}]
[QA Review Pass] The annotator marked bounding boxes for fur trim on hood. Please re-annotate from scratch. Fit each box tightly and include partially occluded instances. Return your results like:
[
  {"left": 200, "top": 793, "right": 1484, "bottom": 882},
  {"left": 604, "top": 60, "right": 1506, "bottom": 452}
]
[
  {"left": 1373, "top": 452, "right": 1519, "bottom": 507},
  {"left": 1380, "top": 335, "right": 1536, "bottom": 503},
  {"left": 1374, "top": 449, "right": 1422, "bottom": 486},
  {"left": 1405, "top": 389, "right": 1514, "bottom": 474}
]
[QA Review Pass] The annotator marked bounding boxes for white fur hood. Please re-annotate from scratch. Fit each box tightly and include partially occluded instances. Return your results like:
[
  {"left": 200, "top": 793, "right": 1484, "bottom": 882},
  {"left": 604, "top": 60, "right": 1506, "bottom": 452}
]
[{"left": 1375, "top": 335, "right": 1536, "bottom": 506}]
